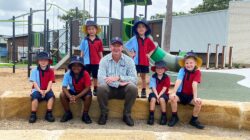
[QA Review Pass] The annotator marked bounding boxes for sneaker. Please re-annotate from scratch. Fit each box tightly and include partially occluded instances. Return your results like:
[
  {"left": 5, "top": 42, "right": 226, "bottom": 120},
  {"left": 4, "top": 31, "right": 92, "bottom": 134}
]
[
  {"left": 168, "top": 115, "right": 179, "bottom": 127},
  {"left": 98, "top": 114, "right": 108, "bottom": 125},
  {"left": 29, "top": 113, "right": 37, "bottom": 123},
  {"left": 141, "top": 89, "right": 147, "bottom": 98},
  {"left": 189, "top": 120, "right": 205, "bottom": 129},
  {"left": 45, "top": 112, "right": 55, "bottom": 122},
  {"left": 147, "top": 115, "right": 154, "bottom": 125},
  {"left": 60, "top": 111, "right": 73, "bottom": 122},
  {"left": 159, "top": 115, "right": 167, "bottom": 125},
  {"left": 82, "top": 113, "right": 92, "bottom": 124}
]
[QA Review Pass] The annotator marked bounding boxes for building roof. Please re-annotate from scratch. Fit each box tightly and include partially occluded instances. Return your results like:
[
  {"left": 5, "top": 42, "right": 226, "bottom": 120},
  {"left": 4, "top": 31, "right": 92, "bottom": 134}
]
[{"left": 121, "top": 0, "right": 152, "bottom": 6}]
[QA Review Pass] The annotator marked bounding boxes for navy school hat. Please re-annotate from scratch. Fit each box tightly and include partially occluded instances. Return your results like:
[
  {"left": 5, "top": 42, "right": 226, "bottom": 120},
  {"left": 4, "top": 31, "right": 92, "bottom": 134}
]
[
  {"left": 132, "top": 19, "right": 151, "bottom": 36},
  {"left": 37, "top": 51, "right": 52, "bottom": 64},
  {"left": 68, "top": 56, "right": 84, "bottom": 69},
  {"left": 151, "top": 60, "right": 168, "bottom": 72}
]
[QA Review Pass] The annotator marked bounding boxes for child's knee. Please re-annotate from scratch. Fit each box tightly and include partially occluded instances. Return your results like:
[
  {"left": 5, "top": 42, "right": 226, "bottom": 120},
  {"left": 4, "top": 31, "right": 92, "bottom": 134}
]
[
  {"left": 159, "top": 98, "right": 166, "bottom": 103},
  {"left": 150, "top": 98, "right": 156, "bottom": 103}
]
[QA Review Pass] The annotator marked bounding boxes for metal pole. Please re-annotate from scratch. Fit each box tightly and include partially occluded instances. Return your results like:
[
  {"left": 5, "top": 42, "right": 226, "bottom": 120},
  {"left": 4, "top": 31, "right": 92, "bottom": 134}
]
[
  {"left": 47, "top": 19, "right": 50, "bottom": 53},
  {"left": 83, "top": 0, "right": 86, "bottom": 23},
  {"left": 94, "top": 0, "right": 97, "bottom": 23},
  {"left": 65, "top": 21, "right": 68, "bottom": 54},
  {"left": 206, "top": 43, "right": 210, "bottom": 69},
  {"left": 44, "top": 0, "right": 47, "bottom": 51},
  {"left": 229, "top": 46, "right": 233, "bottom": 69},
  {"left": 12, "top": 16, "right": 16, "bottom": 73},
  {"left": 134, "top": 0, "right": 137, "bottom": 20},
  {"left": 70, "top": 19, "right": 73, "bottom": 58},
  {"left": 145, "top": 3, "right": 148, "bottom": 20},
  {"left": 120, "top": 0, "right": 124, "bottom": 39},
  {"left": 108, "top": 0, "right": 112, "bottom": 46},
  {"left": 28, "top": 15, "right": 32, "bottom": 77}
]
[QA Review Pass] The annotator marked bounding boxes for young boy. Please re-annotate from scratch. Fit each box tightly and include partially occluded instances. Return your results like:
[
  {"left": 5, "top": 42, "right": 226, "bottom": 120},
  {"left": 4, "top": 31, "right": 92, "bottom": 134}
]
[
  {"left": 29, "top": 52, "right": 55, "bottom": 123},
  {"left": 148, "top": 61, "right": 170, "bottom": 125},
  {"left": 80, "top": 20, "right": 103, "bottom": 96},
  {"left": 125, "top": 19, "right": 156, "bottom": 98},
  {"left": 168, "top": 52, "right": 204, "bottom": 129},
  {"left": 60, "top": 56, "right": 92, "bottom": 124}
]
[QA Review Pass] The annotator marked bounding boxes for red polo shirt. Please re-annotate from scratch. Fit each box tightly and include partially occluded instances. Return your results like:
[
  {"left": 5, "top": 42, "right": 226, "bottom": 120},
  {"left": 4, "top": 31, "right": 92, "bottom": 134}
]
[
  {"left": 72, "top": 71, "right": 91, "bottom": 93},
  {"left": 182, "top": 70, "right": 201, "bottom": 95},
  {"left": 39, "top": 68, "right": 55, "bottom": 90},
  {"left": 154, "top": 74, "right": 171, "bottom": 95},
  {"left": 137, "top": 37, "right": 156, "bottom": 66},
  {"left": 87, "top": 37, "right": 103, "bottom": 65}
]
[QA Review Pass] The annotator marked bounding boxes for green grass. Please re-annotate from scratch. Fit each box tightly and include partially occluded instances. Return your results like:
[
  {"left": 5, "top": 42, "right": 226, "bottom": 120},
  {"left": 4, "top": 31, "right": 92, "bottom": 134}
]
[{"left": 0, "top": 63, "right": 31, "bottom": 68}]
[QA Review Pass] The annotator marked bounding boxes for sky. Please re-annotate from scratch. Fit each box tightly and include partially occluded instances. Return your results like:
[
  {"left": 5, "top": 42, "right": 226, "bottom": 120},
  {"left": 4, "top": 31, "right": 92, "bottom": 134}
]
[{"left": 0, "top": 0, "right": 203, "bottom": 36}]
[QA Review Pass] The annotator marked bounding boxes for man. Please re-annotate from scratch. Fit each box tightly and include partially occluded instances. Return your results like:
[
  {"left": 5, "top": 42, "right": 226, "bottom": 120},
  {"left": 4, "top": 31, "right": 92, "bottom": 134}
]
[{"left": 97, "top": 37, "right": 138, "bottom": 126}]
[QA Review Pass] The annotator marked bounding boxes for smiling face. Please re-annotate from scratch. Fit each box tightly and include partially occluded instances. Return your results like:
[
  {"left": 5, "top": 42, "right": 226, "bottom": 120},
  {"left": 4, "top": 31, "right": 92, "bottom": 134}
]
[
  {"left": 38, "top": 59, "right": 49, "bottom": 67},
  {"left": 184, "top": 57, "right": 197, "bottom": 71},
  {"left": 155, "top": 67, "right": 165, "bottom": 76},
  {"left": 110, "top": 43, "right": 123, "bottom": 56},
  {"left": 71, "top": 63, "right": 83, "bottom": 74},
  {"left": 87, "top": 26, "right": 97, "bottom": 36},
  {"left": 137, "top": 23, "right": 147, "bottom": 36}
]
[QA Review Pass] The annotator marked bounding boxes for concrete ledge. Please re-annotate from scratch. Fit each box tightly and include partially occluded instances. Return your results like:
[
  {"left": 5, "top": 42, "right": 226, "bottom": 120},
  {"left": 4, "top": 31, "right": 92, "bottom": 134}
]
[{"left": 0, "top": 91, "right": 249, "bottom": 130}]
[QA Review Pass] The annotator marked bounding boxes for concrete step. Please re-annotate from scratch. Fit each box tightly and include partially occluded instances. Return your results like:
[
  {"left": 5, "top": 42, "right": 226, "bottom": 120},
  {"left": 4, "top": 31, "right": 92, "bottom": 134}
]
[{"left": 0, "top": 91, "right": 249, "bottom": 130}]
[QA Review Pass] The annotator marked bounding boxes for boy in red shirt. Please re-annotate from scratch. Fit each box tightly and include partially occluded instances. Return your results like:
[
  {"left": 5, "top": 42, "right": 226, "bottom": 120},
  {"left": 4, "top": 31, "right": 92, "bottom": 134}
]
[
  {"left": 125, "top": 20, "right": 156, "bottom": 98},
  {"left": 80, "top": 20, "right": 103, "bottom": 96},
  {"left": 168, "top": 52, "right": 204, "bottom": 129},
  {"left": 147, "top": 61, "right": 170, "bottom": 125},
  {"left": 60, "top": 56, "right": 92, "bottom": 124},
  {"left": 29, "top": 52, "right": 55, "bottom": 123}
]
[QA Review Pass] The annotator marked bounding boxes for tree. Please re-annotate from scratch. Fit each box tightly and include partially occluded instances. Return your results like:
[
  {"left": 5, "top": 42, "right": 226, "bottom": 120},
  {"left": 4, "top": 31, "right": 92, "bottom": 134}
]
[
  {"left": 190, "top": 0, "right": 231, "bottom": 14},
  {"left": 150, "top": 12, "right": 186, "bottom": 20},
  {"left": 163, "top": 0, "right": 173, "bottom": 52},
  {"left": 58, "top": 8, "right": 91, "bottom": 21}
]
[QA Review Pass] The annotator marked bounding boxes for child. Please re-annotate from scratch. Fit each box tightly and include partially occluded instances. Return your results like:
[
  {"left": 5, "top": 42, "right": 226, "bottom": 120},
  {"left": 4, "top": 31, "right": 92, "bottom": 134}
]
[
  {"left": 80, "top": 20, "right": 103, "bottom": 96},
  {"left": 29, "top": 52, "right": 55, "bottom": 123},
  {"left": 168, "top": 52, "right": 204, "bottom": 129},
  {"left": 148, "top": 61, "right": 170, "bottom": 125},
  {"left": 60, "top": 56, "right": 92, "bottom": 124},
  {"left": 125, "top": 19, "right": 156, "bottom": 98}
]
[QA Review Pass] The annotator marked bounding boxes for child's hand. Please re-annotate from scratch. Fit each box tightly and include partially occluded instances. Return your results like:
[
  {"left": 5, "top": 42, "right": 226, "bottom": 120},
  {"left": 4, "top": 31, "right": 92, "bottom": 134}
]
[
  {"left": 193, "top": 98, "right": 202, "bottom": 105},
  {"left": 130, "top": 51, "right": 136, "bottom": 57},
  {"left": 69, "top": 95, "right": 76, "bottom": 103},
  {"left": 119, "top": 82, "right": 129, "bottom": 86},
  {"left": 40, "top": 90, "right": 46, "bottom": 97}
]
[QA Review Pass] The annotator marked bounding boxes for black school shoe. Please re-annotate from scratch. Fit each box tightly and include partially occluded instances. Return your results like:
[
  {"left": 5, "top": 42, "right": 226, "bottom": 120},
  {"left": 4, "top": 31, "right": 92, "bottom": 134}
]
[
  {"left": 45, "top": 112, "right": 55, "bottom": 122},
  {"left": 168, "top": 115, "right": 179, "bottom": 127},
  {"left": 98, "top": 114, "right": 108, "bottom": 125},
  {"left": 93, "top": 89, "right": 97, "bottom": 96},
  {"left": 189, "top": 120, "right": 205, "bottom": 129},
  {"left": 147, "top": 114, "right": 154, "bottom": 125},
  {"left": 159, "top": 115, "right": 167, "bottom": 125},
  {"left": 123, "top": 115, "right": 134, "bottom": 126},
  {"left": 140, "top": 89, "right": 147, "bottom": 98},
  {"left": 29, "top": 113, "right": 37, "bottom": 123},
  {"left": 60, "top": 111, "right": 73, "bottom": 122},
  {"left": 82, "top": 113, "right": 92, "bottom": 124}
]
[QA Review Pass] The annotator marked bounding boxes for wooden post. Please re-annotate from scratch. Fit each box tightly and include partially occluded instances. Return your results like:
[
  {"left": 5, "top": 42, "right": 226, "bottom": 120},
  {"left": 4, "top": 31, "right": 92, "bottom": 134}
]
[
  {"left": 215, "top": 44, "right": 219, "bottom": 69},
  {"left": 221, "top": 45, "right": 226, "bottom": 69},
  {"left": 229, "top": 46, "right": 233, "bottom": 69},
  {"left": 206, "top": 43, "right": 211, "bottom": 69}
]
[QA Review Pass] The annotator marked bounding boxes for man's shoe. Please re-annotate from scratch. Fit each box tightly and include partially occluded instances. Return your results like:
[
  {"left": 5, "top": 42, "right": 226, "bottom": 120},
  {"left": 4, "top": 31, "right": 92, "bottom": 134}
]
[
  {"left": 189, "top": 120, "right": 205, "bottom": 129},
  {"left": 147, "top": 115, "right": 154, "bottom": 125},
  {"left": 60, "top": 111, "right": 73, "bottom": 122},
  {"left": 168, "top": 115, "right": 179, "bottom": 127},
  {"left": 123, "top": 115, "right": 134, "bottom": 126},
  {"left": 141, "top": 89, "right": 147, "bottom": 98},
  {"left": 98, "top": 114, "right": 108, "bottom": 125},
  {"left": 29, "top": 113, "right": 37, "bottom": 123},
  {"left": 159, "top": 115, "right": 167, "bottom": 125},
  {"left": 45, "top": 112, "right": 55, "bottom": 122},
  {"left": 82, "top": 113, "right": 92, "bottom": 124}
]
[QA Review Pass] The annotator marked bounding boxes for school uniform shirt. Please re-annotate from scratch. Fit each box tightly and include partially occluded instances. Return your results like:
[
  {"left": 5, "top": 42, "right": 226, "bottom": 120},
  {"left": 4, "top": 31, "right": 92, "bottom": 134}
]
[
  {"left": 177, "top": 68, "right": 201, "bottom": 96},
  {"left": 149, "top": 73, "right": 171, "bottom": 94},
  {"left": 29, "top": 66, "right": 55, "bottom": 93},
  {"left": 79, "top": 36, "right": 104, "bottom": 65},
  {"left": 125, "top": 36, "right": 156, "bottom": 66},
  {"left": 62, "top": 70, "right": 91, "bottom": 93}
]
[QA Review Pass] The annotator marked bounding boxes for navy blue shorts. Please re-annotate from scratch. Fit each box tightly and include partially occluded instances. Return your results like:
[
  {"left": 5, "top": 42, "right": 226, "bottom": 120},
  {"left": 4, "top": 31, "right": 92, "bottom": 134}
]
[
  {"left": 136, "top": 65, "right": 149, "bottom": 73},
  {"left": 85, "top": 64, "right": 99, "bottom": 78},
  {"left": 31, "top": 91, "right": 55, "bottom": 101},
  {"left": 177, "top": 92, "right": 193, "bottom": 105},
  {"left": 148, "top": 93, "right": 169, "bottom": 103},
  {"left": 68, "top": 90, "right": 92, "bottom": 101}
]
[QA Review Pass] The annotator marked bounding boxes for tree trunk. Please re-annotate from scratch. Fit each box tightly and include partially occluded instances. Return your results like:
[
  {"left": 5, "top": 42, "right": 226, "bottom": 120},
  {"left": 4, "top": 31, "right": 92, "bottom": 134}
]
[{"left": 163, "top": 0, "right": 173, "bottom": 52}]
